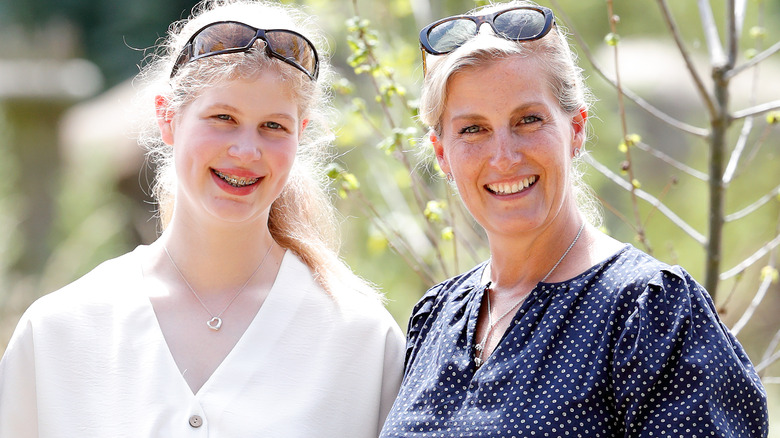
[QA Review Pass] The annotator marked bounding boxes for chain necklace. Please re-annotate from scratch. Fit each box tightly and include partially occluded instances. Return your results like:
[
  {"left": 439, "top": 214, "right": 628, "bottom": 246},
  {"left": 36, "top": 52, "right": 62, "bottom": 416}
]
[
  {"left": 163, "top": 244, "right": 273, "bottom": 331},
  {"left": 474, "top": 222, "right": 585, "bottom": 368}
]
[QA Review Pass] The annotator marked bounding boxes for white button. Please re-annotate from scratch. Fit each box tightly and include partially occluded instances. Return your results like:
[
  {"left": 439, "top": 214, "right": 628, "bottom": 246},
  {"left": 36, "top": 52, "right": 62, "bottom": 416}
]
[{"left": 189, "top": 415, "right": 203, "bottom": 428}]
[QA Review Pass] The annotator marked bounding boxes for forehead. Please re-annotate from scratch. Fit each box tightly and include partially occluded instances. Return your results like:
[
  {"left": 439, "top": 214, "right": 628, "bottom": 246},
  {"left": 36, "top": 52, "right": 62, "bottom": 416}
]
[
  {"left": 189, "top": 72, "right": 299, "bottom": 114},
  {"left": 444, "top": 55, "right": 554, "bottom": 109}
]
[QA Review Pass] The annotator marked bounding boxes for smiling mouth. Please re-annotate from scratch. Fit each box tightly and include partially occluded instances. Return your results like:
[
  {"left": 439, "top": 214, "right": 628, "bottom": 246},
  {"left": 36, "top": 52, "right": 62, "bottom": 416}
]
[
  {"left": 485, "top": 176, "right": 537, "bottom": 195},
  {"left": 213, "top": 169, "right": 260, "bottom": 188}
]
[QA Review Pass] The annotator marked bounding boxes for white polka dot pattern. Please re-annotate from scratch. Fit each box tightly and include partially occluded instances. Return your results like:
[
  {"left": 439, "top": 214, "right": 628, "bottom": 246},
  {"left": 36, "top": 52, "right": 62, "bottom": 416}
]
[{"left": 379, "top": 245, "right": 768, "bottom": 437}]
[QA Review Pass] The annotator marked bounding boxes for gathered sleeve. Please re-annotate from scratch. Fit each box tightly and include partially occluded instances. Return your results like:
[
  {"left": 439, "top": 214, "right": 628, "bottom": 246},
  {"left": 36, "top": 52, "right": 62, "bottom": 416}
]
[
  {"left": 403, "top": 284, "right": 443, "bottom": 371},
  {"left": 0, "top": 309, "right": 40, "bottom": 437},
  {"left": 610, "top": 266, "right": 768, "bottom": 437}
]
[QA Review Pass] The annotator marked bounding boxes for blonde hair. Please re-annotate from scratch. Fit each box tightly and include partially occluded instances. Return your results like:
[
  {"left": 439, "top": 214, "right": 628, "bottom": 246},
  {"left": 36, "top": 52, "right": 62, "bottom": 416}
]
[
  {"left": 135, "top": 0, "right": 379, "bottom": 297},
  {"left": 419, "top": 0, "right": 602, "bottom": 227}
]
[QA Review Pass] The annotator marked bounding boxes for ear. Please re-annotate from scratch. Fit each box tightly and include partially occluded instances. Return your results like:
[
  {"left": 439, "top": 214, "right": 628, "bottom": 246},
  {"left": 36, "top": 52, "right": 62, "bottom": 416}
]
[
  {"left": 571, "top": 107, "right": 588, "bottom": 152},
  {"left": 430, "top": 131, "right": 451, "bottom": 176},
  {"left": 298, "top": 118, "right": 309, "bottom": 140},
  {"left": 155, "top": 95, "right": 175, "bottom": 146}
]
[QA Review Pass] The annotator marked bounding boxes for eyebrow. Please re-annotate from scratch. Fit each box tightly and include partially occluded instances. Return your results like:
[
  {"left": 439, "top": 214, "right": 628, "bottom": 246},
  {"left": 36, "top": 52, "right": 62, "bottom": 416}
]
[
  {"left": 449, "top": 101, "right": 549, "bottom": 121},
  {"left": 207, "top": 103, "right": 297, "bottom": 123}
]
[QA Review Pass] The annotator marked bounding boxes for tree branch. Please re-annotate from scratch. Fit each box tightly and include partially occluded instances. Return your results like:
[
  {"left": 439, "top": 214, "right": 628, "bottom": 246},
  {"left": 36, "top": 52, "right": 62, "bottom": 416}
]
[
  {"left": 732, "top": 99, "right": 780, "bottom": 120},
  {"left": 725, "top": 185, "right": 780, "bottom": 222},
  {"left": 635, "top": 141, "right": 709, "bottom": 181},
  {"left": 726, "top": 40, "right": 780, "bottom": 80},
  {"left": 657, "top": 0, "right": 717, "bottom": 117},
  {"left": 698, "top": 0, "right": 727, "bottom": 67},
  {"left": 755, "top": 348, "right": 780, "bottom": 373},
  {"left": 761, "top": 328, "right": 780, "bottom": 372},
  {"left": 731, "top": 270, "right": 773, "bottom": 336},
  {"left": 585, "top": 156, "right": 706, "bottom": 245},
  {"left": 549, "top": 0, "right": 709, "bottom": 138},
  {"left": 720, "top": 233, "right": 780, "bottom": 279},
  {"left": 725, "top": 0, "right": 740, "bottom": 68}
]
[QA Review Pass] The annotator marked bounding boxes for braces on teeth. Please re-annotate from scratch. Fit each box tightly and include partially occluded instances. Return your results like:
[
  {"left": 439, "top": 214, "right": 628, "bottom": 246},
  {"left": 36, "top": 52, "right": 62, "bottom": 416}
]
[{"left": 214, "top": 170, "right": 259, "bottom": 187}]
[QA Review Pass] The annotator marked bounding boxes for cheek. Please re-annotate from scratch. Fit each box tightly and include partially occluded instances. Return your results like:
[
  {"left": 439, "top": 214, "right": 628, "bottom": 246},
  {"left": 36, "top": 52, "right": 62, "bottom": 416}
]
[
  {"left": 446, "top": 143, "right": 483, "bottom": 174},
  {"left": 272, "top": 142, "right": 299, "bottom": 173}
]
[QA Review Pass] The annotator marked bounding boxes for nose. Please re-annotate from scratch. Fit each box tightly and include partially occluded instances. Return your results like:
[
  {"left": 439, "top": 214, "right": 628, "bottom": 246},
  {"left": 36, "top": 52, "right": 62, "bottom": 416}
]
[
  {"left": 489, "top": 129, "right": 521, "bottom": 170},
  {"left": 227, "top": 131, "right": 263, "bottom": 162}
]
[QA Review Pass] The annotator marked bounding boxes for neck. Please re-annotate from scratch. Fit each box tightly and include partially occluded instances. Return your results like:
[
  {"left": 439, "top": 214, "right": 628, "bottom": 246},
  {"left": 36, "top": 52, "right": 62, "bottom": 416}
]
[
  {"left": 156, "top": 219, "right": 279, "bottom": 295},
  {"left": 486, "top": 219, "right": 586, "bottom": 293}
]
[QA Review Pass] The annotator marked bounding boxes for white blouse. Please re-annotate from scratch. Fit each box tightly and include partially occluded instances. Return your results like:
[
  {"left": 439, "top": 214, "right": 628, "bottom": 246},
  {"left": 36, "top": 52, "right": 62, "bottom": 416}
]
[{"left": 0, "top": 247, "right": 405, "bottom": 437}]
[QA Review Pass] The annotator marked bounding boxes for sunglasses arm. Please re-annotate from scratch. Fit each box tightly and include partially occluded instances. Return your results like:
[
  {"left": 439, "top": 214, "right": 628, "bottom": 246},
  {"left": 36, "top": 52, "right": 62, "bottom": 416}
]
[{"left": 420, "top": 46, "right": 428, "bottom": 77}]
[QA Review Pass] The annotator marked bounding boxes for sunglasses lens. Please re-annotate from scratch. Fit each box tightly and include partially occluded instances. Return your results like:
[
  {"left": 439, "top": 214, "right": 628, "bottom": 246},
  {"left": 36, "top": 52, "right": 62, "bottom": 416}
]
[
  {"left": 191, "top": 22, "right": 257, "bottom": 58},
  {"left": 172, "top": 22, "right": 319, "bottom": 79},
  {"left": 428, "top": 19, "right": 478, "bottom": 54},
  {"left": 265, "top": 31, "right": 317, "bottom": 75},
  {"left": 494, "top": 9, "right": 547, "bottom": 40}
]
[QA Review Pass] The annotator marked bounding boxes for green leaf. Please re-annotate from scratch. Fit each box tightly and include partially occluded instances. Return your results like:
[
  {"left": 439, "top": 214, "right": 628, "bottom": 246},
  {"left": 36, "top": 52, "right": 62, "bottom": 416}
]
[
  {"left": 325, "top": 163, "right": 344, "bottom": 179},
  {"left": 424, "top": 200, "right": 447, "bottom": 223}
]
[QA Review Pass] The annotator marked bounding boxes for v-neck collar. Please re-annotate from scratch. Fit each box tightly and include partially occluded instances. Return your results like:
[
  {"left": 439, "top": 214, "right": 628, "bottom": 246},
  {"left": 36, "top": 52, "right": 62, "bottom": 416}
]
[{"left": 134, "top": 247, "right": 303, "bottom": 401}]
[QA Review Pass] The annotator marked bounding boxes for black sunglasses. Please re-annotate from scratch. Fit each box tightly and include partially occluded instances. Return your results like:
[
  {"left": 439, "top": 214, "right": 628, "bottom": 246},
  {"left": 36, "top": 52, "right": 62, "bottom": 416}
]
[
  {"left": 170, "top": 20, "right": 319, "bottom": 80},
  {"left": 419, "top": 6, "right": 555, "bottom": 75}
]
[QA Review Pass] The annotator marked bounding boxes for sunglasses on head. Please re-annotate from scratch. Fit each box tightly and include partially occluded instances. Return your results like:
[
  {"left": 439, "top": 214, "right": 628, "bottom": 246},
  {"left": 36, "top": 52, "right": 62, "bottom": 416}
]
[
  {"left": 419, "top": 5, "right": 555, "bottom": 75},
  {"left": 170, "top": 20, "right": 319, "bottom": 80}
]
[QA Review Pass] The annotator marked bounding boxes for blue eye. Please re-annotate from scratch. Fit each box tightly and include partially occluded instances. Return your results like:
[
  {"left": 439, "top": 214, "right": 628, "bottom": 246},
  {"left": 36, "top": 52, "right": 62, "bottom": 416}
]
[
  {"left": 265, "top": 121, "right": 283, "bottom": 130},
  {"left": 521, "top": 115, "right": 542, "bottom": 124},
  {"left": 459, "top": 125, "right": 481, "bottom": 134}
]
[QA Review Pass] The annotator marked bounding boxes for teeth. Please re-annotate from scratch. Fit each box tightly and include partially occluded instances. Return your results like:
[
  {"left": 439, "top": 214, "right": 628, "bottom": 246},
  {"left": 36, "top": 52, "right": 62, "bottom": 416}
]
[
  {"left": 487, "top": 176, "right": 537, "bottom": 195},
  {"left": 214, "top": 170, "right": 260, "bottom": 188}
]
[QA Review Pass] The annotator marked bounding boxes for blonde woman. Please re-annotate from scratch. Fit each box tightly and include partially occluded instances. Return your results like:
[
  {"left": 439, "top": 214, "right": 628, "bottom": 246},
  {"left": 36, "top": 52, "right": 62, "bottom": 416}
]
[
  {"left": 0, "top": 1, "right": 404, "bottom": 436},
  {"left": 380, "top": 1, "right": 767, "bottom": 437}
]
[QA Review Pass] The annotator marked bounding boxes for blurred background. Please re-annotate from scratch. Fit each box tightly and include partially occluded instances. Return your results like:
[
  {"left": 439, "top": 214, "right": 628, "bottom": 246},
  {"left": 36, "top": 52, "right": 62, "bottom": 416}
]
[{"left": 0, "top": 0, "right": 778, "bottom": 433}]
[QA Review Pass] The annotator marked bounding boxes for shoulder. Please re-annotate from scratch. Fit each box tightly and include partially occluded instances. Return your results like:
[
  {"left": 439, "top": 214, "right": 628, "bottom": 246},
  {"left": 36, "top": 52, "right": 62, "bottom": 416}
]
[
  {"left": 278, "top": 251, "right": 402, "bottom": 332},
  {"left": 589, "top": 245, "right": 700, "bottom": 300},
  {"left": 21, "top": 247, "right": 144, "bottom": 325},
  {"left": 407, "top": 262, "right": 486, "bottom": 338},
  {"left": 418, "top": 262, "right": 486, "bottom": 310},
  {"left": 594, "top": 245, "right": 720, "bottom": 329}
]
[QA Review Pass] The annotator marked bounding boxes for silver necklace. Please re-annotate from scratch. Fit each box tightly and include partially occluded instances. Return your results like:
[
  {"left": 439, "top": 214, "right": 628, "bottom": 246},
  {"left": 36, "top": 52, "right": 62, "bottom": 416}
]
[
  {"left": 474, "top": 222, "right": 585, "bottom": 368},
  {"left": 163, "top": 245, "right": 273, "bottom": 331}
]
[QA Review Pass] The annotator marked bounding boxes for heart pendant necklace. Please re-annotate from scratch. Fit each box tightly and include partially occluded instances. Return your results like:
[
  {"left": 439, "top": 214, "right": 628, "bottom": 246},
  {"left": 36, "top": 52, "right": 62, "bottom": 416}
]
[{"left": 163, "top": 244, "right": 273, "bottom": 331}]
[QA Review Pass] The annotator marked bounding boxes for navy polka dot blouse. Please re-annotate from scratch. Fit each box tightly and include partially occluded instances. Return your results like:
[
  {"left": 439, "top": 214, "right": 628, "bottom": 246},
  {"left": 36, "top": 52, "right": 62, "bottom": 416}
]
[{"left": 379, "top": 245, "right": 768, "bottom": 437}]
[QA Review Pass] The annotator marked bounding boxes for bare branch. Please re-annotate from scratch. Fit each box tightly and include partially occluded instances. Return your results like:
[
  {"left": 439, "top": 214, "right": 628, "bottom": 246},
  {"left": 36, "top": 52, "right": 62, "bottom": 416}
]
[
  {"left": 549, "top": 0, "right": 709, "bottom": 138},
  {"left": 731, "top": 271, "right": 773, "bottom": 336},
  {"left": 353, "top": 190, "right": 439, "bottom": 286},
  {"left": 585, "top": 156, "right": 707, "bottom": 245},
  {"left": 635, "top": 141, "right": 709, "bottom": 181},
  {"left": 657, "top": 0, "right": 717, "bottom": 117},
  {"left": 698, "top": 0, "right": 727, "bottom": 66},
  {"left": 720, "top": 233, "right": 780, "bottom": 279},
  {"left": 732, "top": 99, "right": 780, "bottom": 120},
  {"left": 762, "top": 328, "right": 780, "bottom": 367},
  {"left": 724, "top": 95, "right": 757, "bottom": 185},
  {"left": 610, "top": 78, "right": 710, "bottom": 138},
  {"left": 734, "top": 0, "right": 747, "bottom": 37},
  {"left": 725, "top": 185, "right": 780, "bottom": 222},
  {"left": 755, "top": 348, "right": 780, "bottom": 373},
  {"left": 726, "top": 40, "right": 780, "bottom": 80},
  {"left": 726, "top": 0, "right": 740, "bottom": 67},
  {"left": 605, "top": 0, "right": 651, "bottom": 252}
]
